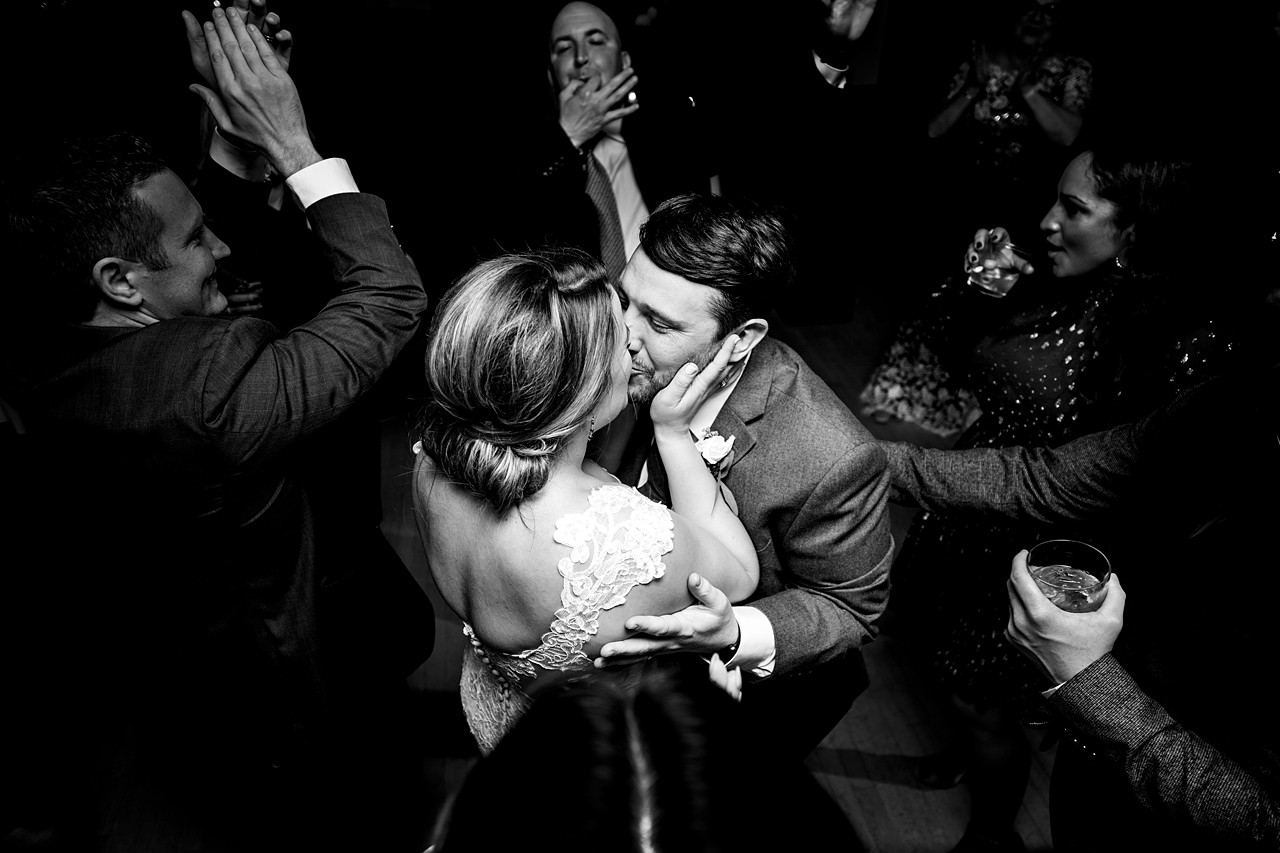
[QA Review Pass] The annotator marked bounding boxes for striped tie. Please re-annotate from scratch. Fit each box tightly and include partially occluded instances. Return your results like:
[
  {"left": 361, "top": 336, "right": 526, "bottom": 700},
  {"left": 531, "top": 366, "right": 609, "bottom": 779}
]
[{"left": 584, "top": 145, "right": 628, "bottom": 279}]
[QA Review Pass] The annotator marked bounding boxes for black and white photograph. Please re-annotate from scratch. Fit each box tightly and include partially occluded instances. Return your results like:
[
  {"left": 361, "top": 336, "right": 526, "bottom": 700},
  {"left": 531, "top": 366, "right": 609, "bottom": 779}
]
[{"left": 2, "top": 0, "right": 1277, "bottom": 850}]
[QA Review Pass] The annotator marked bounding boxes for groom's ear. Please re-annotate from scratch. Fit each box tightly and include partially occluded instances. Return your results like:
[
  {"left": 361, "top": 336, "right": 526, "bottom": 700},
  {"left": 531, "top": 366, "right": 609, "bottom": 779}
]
[{"left": 725, "top": 318, "right": 769, "bottom": 363}]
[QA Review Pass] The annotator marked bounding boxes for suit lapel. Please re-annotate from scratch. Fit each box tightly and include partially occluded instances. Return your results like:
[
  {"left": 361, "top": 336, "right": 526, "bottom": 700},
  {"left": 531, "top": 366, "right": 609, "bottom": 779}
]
[
  {"left": 711, "top": 338, "right": 783, "bottom": 468},
  {"left": 617, "top": 339, "right": 783, "bottom": 499}
]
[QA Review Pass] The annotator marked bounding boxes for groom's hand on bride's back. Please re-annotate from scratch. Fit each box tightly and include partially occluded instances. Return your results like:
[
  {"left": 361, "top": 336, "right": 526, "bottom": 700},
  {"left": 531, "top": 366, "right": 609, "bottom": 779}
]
[{"left": 596, "top": 574, "right": 739, "bottom": 666}]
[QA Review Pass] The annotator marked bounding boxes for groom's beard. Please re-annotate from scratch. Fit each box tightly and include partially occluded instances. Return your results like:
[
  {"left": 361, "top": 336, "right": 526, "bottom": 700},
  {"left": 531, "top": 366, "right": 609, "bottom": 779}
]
[{"left": 628, "top": 338, "right": 722, "bottom": 405}]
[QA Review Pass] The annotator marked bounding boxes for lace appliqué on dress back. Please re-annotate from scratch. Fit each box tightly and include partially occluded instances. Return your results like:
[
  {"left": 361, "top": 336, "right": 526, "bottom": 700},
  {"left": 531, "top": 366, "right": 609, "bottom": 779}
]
[{"left": 461, "top": 484, "right": 674, "bottom": 753}]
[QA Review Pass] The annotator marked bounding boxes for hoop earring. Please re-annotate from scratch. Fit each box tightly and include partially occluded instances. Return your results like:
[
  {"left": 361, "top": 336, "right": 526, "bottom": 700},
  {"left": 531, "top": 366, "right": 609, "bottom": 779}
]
[
  {"left": 587, "top": 415, "right": 596, "bottom": 440},
  {"left": 1114, "top": 246, "right": 1132, "bottom": 271}
]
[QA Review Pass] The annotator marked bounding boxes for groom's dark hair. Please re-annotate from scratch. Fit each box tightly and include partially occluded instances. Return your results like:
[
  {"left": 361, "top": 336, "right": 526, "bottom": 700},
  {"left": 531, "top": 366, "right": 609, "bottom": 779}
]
[{"left": 639, "top": 193, "right": 794, "bottom": 338}]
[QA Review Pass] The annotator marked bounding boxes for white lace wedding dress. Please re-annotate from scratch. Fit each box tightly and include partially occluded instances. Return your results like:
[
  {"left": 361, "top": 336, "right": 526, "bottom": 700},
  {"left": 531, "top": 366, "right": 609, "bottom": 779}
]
[{"left": 459, "top": 483, "right": 675, "bottom": 753}]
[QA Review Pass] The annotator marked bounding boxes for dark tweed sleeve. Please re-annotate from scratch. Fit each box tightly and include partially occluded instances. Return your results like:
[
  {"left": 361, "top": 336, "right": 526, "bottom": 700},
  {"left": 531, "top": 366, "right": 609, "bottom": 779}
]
[
  {"left": 199, "top": 193, "right": 427, "bottom": 462},
  {"left": 1050, "top": 654, "right": 1280, "bottom": 846},
  {"left": 881, "top": 420, "right": 1142, "bottom": 524}
]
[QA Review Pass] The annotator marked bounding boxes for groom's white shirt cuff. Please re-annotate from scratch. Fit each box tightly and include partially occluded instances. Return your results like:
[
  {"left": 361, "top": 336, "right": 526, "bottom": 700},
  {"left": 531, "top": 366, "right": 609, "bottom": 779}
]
[{"left": 728, "top": 605, "right": 776, "bottom": 677}]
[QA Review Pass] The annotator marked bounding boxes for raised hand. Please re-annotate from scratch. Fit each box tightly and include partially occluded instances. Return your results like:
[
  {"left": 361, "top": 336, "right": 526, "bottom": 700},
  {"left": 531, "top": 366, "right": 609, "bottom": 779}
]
[
  {"left": 184, "top": 1, "right": 293, "bottom": 91},
  {"left": 596, "top": 573, "right": 740, "bottom": 666},
  {"left": 225, "top": 283, "right": 264, "bottom": 316},
  {"left": 649, "top": 334, "right": 738, "bottom": 439},
  {"left": 1005, "top": 549, "right": 1126, "bottom": 685},
  {"left": 558, "top": 68, "right": 639, "bottom": 148},
  {"left": 823, "top": 0, "right": 879, "bottom": 42},
  {"left": 964, "top": 226, "right": 1035, "bottom": 277},
  {"left": 187, "top": 6, "right": 319, "bottom": 178}
]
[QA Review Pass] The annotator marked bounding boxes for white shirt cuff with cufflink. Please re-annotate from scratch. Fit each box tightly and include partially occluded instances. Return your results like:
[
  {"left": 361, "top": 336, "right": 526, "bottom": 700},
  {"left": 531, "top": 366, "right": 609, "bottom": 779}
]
[{"left": 286, "top": 158, "right": 359, "bottom": 209}]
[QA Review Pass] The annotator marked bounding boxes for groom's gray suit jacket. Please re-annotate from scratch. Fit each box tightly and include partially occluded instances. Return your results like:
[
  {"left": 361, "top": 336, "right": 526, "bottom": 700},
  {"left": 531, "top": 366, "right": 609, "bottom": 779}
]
[{"left": 627, "top": 336, "right": 895, "bottom": 677}]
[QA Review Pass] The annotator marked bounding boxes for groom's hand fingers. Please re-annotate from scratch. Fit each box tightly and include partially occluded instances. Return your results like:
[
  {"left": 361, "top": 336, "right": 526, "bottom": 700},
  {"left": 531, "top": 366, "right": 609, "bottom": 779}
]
[
  {"left": 595, "top": 637, "right": 665, "bottom": 667},
  {"left": 596, "top": 613, "right": 690, "bottom": 666},
  {"left": 623, "top": 614, "right": 690, "bottom": 639},
  {"left": 688, "top": 573, "right": 729, "bottom": 609}
]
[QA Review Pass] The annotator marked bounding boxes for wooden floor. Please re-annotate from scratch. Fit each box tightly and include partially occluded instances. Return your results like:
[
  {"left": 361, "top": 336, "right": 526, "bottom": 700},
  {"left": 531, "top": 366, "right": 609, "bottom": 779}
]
[{"left": 379, "top": 284, "right": 1056, "bottom": 852}]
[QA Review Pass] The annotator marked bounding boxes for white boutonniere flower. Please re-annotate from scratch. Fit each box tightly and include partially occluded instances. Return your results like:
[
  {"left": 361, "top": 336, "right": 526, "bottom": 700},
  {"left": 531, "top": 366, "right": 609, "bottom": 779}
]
[
  {"left": 695, "top": 428, "right": 739, "bottom": 515},
  {"left": 695, "top": 429, "right": 735, "bottom": 468}
]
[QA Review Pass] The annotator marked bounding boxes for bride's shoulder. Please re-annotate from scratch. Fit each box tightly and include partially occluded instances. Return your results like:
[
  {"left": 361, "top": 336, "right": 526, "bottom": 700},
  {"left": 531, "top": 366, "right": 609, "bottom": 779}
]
[
  {"left": 553, "top": 484, "right": 674, "bottom": 548},
  {"left": 591, "top": 482, "right": 670, "bottom": 516}
]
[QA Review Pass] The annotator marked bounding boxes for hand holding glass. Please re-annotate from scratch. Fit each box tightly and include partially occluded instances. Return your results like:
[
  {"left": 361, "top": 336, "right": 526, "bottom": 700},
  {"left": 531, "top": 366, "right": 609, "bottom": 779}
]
[
  {"left": 965, "top": 227, "right": 1033, "bottom": 298},
  {"left": 1027, "top": 539, "right": 1111, "bottom": 613}
]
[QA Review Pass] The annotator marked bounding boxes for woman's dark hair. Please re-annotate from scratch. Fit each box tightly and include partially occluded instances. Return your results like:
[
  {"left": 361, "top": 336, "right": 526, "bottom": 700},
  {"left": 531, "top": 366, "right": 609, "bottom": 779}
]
[
  {"left": 640, "top": 193, "right": 794, "bottom": 338},
  {"left": 1085, "top": 142, "right": 1202, "bottom": 282},
  {"left": 3, "top": 134, "right": 171, "bottom": 322},
  {"left": 1080, "top": 132, "right": 1267, "bottom": 419},
  {"left": 432, "top": 669, "right": 755, "bottom": 853},
  {"left": 415, "top": 248, "right": 621, "bottom": 514}
]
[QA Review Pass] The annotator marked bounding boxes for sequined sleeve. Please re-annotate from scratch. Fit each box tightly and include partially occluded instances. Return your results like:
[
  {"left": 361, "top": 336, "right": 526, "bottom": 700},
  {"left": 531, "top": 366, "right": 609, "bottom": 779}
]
[{"left": 1041, "top": 54, "right": 1093, "bottom": 113}]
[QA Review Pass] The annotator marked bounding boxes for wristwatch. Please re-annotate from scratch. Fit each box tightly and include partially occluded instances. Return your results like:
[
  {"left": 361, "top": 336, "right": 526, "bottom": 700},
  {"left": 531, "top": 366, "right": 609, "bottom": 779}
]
[{"left": 715, "top": 622, "right": 742, "bottom": 665}]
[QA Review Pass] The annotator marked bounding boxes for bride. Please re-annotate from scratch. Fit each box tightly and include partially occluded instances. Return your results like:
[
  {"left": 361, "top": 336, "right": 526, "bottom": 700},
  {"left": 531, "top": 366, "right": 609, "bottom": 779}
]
[{"left": 412, "top": 248, "right": 759, "bottom": 753}]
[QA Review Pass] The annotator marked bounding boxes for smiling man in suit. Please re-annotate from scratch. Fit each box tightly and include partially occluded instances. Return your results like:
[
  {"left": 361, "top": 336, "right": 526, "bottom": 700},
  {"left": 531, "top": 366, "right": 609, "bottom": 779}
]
[
  {"left": 0, "top": 8, "right": 428, "bottom": 848},
  {"left": 597, "top": 192, "right": 894, "bottom": 760}
]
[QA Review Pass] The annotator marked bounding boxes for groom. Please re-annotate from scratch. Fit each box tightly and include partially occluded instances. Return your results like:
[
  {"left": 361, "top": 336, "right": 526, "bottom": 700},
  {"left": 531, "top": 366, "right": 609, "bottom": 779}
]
[{"left": 598, "top": 193, "right": 894, "bottom": 759}]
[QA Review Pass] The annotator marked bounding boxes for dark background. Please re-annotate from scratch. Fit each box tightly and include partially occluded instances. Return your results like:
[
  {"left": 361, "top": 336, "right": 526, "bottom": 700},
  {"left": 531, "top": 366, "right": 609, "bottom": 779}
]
[{"left": 13, "top": 0, "right": 1278, "bottom": 309}]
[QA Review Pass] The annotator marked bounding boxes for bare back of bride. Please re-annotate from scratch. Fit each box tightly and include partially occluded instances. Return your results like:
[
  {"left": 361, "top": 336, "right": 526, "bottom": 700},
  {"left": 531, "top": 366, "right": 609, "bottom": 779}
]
[{"left": 412, "top": 249, "right": 759, "bottom": 753}]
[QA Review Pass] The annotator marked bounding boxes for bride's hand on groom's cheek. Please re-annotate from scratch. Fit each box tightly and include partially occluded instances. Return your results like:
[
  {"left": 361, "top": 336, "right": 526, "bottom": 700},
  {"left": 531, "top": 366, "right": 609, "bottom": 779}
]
[
  {"left": 595, "top": 574, "right": 739, "bottom": 667},
  {"left": 650, "top": 335, "right": 739, "bottom": 438}
]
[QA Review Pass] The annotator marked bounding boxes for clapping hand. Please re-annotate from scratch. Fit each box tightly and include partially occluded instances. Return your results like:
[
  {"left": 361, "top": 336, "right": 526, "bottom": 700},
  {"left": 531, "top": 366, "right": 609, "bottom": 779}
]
[
  {"left": 225, "top": 283, "right": 264, "bottom": 316},
  {"left": 558, "top": 68, "right": 640, "bottom": 149},
  {"left": 970, "top": 45, "right": 993, "bottom": 91},
  {"left": 1017, "top": 64, "right": 1045, "bottom": 102},
  {"left": 964, "top": 227, "right": 1035, "bottom": 278},
  {"left": 597, "top": 573, "right": 740, "bottom": 665},
  {"left": 1005, "top": 550, "right": 1126, "bottom": 686},
  {"left": 823, "top": 0, "right": 879, "bottom": 43},
  {"left": 649, "top": 334, "right": 738, "bottom": 440},
  {"left": 184, "top": 0, "right": 293, "bottom": 90},
  {"left": 185, "top": 6, "right": 319, "bottom": 178}
]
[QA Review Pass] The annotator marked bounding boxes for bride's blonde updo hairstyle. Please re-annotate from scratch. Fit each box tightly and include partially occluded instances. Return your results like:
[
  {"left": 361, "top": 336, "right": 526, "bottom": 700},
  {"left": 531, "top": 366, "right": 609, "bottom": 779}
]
[{"left": 417, "top": 248, "right": 621, "bottom": 514}]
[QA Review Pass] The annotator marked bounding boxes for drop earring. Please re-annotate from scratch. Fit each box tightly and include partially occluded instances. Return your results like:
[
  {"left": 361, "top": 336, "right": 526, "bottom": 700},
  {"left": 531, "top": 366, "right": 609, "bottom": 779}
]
[{"left": 587, "top": 415, "right": 596, "bottom": 440}]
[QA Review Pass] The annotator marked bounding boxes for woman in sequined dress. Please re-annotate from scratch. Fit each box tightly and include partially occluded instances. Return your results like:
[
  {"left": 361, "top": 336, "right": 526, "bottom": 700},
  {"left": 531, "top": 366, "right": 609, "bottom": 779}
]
[
  {"left": 926, "top": 0, "right": 1092, "bottom": 247},
  {"left": 875, "top": 144, "right": 1243, "bottom": 852}
]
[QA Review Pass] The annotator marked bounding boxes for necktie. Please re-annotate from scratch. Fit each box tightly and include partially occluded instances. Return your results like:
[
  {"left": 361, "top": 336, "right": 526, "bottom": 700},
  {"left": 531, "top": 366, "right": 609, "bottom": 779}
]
[
  {"left": 640, "top": 438, "right": 671, "bottom": 506},
  {"left": 584, "top": 144, "right": 628, "bottom": 279},
  {"left": 616, "top": 412, "right": 671, "bottom": 506},
  {"left": 616, "top": 409, "right": 653, "bottom": 488}
]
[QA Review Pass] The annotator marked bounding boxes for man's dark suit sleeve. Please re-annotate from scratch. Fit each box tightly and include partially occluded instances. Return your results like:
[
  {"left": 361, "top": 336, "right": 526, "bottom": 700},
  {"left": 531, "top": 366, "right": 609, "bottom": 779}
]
[
  {"left": 198, "top": 193, "right": 427, "bottom": 461},
  {"left": 752, "top": 441, "right": 895, "bottom": 675},
  {"left": 1050, "top": 654, "right": 1280, "bottom": 846}
]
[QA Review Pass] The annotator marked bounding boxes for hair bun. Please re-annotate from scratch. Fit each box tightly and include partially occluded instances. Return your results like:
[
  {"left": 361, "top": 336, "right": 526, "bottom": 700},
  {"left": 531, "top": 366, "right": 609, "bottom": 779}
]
[{"left": 413, "top": 248, "right": 621, "bottom": 513}]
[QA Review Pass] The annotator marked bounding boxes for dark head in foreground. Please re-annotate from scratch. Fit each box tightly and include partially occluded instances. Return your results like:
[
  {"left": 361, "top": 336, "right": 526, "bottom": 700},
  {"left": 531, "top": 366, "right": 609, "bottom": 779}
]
[{"left": 430, "top": 668, "right": 797, "bottom": 853}]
